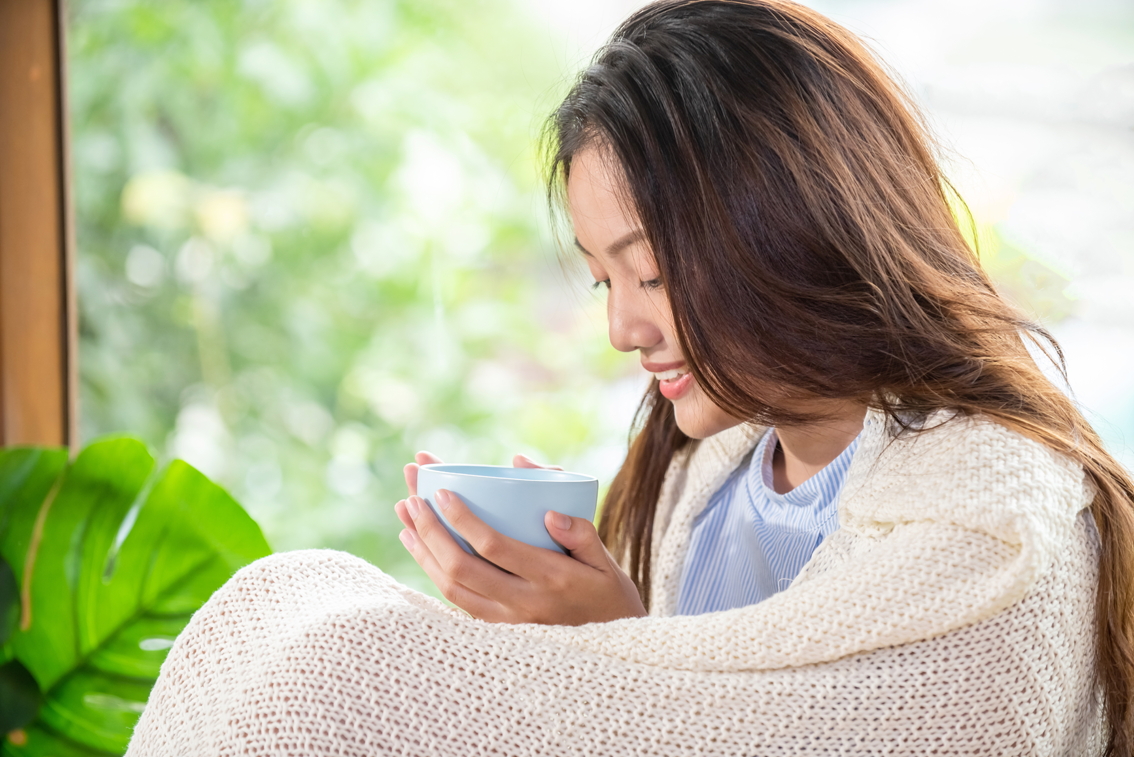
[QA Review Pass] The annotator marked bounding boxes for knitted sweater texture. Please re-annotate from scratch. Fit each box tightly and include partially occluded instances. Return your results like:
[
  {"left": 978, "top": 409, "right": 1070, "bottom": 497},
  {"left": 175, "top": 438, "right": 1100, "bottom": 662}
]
[{"left": 127, "top": 408, "right": 1105, "bottom": 755}]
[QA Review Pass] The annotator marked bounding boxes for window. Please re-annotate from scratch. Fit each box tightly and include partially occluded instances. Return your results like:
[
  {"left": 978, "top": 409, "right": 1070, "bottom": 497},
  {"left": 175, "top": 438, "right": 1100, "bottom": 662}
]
[{"left": 0, "top": 0, "right": 75, "bottom": 449}]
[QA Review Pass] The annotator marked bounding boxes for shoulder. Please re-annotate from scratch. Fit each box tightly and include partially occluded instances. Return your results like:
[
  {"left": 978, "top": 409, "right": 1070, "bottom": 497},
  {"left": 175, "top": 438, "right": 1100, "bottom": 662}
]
[
  {"left": 841, "top": 408, "right": 1093, "bottom": 550},
  {"left": 868, "top": 408, "right": 1082, "bottom": 480}
]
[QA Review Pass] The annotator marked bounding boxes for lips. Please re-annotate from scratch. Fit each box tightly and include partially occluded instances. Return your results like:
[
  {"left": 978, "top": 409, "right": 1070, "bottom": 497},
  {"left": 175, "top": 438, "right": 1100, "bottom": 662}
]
[
  {"left": 657, "top": 370, "right": 694, "bottom": 400},
  {"left": 642, "top": 359, "right": 685, "bottom": 374},
  {"left": 642, "top": 360, "right": 694, "bottom": 400}
]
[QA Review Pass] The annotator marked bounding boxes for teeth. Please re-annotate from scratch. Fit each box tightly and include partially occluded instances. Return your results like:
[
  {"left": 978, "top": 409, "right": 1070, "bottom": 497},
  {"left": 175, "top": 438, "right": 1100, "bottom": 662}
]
[{"left": 654, "top": 369, "right": 688, "bottom": 382}]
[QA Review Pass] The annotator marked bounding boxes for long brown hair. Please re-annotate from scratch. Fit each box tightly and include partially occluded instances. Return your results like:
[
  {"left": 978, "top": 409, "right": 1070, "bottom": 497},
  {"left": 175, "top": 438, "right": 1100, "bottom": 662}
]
[{"left": 546, "top": 0, "right": 1134, "bottom": 751}]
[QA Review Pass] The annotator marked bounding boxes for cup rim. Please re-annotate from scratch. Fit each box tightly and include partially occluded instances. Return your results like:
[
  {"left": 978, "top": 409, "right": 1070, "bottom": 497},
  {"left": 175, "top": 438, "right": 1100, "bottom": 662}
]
[{"left": 418, "top": 463, "right": 597, "bottom": 484}]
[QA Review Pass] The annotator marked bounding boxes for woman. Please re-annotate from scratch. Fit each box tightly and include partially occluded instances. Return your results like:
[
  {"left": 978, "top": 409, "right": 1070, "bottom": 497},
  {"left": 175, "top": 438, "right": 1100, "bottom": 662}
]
[{"left": 128, "top": 1, "right": 1134, "bottom": 754}]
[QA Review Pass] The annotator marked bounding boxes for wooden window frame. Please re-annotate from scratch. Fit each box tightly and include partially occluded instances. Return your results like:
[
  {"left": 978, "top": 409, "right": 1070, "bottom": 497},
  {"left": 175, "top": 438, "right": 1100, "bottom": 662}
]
[{"left": 0, "top": 0, "right": 76, "bottom": 450}]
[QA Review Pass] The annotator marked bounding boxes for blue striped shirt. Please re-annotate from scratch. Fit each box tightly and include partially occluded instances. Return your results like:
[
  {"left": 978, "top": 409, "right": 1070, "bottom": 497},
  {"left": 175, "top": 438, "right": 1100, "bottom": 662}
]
[{"left": 675, "top": 427, "right": 861, "bottom": 616}]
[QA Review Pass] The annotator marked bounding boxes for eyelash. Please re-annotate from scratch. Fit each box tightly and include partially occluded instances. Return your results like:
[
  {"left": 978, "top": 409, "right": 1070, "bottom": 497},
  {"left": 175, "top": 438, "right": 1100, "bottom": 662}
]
[{"left": 591, "top": 278, "right": 663, "bottom": 291}]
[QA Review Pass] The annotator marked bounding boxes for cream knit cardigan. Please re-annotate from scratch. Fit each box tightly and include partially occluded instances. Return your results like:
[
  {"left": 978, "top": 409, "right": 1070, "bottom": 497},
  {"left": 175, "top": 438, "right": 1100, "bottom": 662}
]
[{"left": 128, "top": 408, "right": 1105, "bottom": 756}]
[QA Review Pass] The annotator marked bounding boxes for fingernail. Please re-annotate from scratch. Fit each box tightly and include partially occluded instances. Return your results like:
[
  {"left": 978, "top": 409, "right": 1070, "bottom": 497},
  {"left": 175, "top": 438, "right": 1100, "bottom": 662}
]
[
  {"left": 399, "top": 529, "right": 415, "bottom": 549},
  {"left": 550, "top": 511, "right": 571, "bottom": 531},
  {"left": 406, "top": 497, "right": 420, "bottom": 518},
  {"left": 437, "top": 490, "right": 451, "bottom": 510}
]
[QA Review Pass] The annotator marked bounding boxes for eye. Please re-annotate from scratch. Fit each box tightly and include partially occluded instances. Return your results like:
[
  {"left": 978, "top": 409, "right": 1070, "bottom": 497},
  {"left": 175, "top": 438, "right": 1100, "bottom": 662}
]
[
  {"left": 591, "top": 279, "right": 611, "bottom": 291},
  {"left": 640, "top": 277, "right": 663, "bottom": 290}
]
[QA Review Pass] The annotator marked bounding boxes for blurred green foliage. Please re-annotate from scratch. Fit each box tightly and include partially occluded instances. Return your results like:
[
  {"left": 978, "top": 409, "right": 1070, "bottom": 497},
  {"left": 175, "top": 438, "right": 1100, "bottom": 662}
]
[{"left": 70, "top": 0, "right": 636, "bottom": 592}]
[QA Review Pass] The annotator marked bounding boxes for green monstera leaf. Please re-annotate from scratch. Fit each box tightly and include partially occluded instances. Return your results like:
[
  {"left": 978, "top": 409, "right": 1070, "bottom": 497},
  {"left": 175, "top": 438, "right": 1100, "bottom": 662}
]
[
  {"left": 0, "top": 439, "right": 271, "bottom": 756},
  {"left": 1, "top": 556, "right": 42, "bottom": 737},
  {"left": 1, "top": 558, "right": 18, "bottom": 646},
  {"left": 0, "top": 659, "right": 41, "bottom": 737}
]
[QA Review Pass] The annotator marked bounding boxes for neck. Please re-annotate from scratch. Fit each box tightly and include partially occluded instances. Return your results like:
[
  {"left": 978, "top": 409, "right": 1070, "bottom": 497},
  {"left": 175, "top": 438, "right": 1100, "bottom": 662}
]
[{"left": 771, "top": 401, "right": 868, "bottom": 495}]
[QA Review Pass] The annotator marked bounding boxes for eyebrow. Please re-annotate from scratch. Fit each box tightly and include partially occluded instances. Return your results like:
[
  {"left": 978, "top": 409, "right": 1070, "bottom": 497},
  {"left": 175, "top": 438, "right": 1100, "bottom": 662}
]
[{"left": 574, "top": 229, "right": 646, "bottom": 259}]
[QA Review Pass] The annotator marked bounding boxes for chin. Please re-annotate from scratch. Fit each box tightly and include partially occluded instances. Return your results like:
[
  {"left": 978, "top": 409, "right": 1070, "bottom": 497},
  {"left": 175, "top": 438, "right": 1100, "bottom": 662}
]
[{"left": 672, "top": 389, "right": 741, "bottom": 440}]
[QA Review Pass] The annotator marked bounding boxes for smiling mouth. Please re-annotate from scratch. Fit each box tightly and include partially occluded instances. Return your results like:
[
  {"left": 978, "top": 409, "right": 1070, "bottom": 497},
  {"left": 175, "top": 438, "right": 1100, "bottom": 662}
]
[
  {"left": 652, "top": 368, "right": 689, "bottom": 381},
  {"left": 656, "top": 369, "right": 694, "bottom": 400}
]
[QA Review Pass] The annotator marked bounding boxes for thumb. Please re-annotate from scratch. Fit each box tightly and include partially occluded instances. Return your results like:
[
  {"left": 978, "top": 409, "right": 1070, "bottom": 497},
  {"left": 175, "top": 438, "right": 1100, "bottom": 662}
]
[{"left": 545, "top": 511, "right": 608, "bottom": 570}]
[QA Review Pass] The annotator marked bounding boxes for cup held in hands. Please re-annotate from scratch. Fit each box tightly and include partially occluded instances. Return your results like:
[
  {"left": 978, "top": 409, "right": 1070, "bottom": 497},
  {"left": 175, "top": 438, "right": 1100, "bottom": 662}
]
[{"left": 416, "top": 464, "right": 599, "bottom": 556}]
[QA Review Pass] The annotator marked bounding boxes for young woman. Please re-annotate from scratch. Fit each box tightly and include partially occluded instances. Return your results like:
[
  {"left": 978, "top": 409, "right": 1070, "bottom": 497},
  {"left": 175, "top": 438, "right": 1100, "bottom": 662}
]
[{"left": 129, "top": 1, "right": 1134, "bottom": 754}]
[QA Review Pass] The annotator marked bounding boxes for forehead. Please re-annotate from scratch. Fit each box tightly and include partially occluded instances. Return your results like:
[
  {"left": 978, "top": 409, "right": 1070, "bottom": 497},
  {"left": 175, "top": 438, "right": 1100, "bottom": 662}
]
[{"left": 566, "top": 148, "right": 643, "bottom": 257}]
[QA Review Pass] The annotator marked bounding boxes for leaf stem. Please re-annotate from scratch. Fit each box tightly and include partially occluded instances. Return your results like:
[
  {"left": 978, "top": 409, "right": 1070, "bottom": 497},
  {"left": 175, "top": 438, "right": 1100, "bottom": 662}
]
[{"left": 21, "top": 476, "right": 65, "bottom": 631}]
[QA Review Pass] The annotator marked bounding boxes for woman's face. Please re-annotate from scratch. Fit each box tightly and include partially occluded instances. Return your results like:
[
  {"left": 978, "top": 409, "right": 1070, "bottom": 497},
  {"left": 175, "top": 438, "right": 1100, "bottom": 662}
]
[{"left": 567, "top": 147, "right": 742, "bottom": 440}]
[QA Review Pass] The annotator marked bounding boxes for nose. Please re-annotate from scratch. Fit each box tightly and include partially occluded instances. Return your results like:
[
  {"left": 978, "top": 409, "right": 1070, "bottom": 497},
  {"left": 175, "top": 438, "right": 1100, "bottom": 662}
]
[{"left": 607, "top": 287, "right": 663, "bottom": 354}]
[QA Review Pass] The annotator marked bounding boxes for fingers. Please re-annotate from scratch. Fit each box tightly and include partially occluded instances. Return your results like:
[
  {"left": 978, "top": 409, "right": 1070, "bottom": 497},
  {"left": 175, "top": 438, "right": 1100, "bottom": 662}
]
[
  {"left": 403, "top": 465, "right": 419, "bottom": 497},
  {"left": 398, "top": 493, "right": 646, "bottom": 626},
  {"left": 544, "top": 512, "right": 611, "bottom": 571},
  {"left": 398, "top": 528, "right": 502, "bottom": 620},
  {"left": 512, "top": 453, "right": 563, "bottom": 471},
  {"left": 404, "top": 451, "right": 443, "bottom": 496},
  {"left": 402, "top": 494, "right": 523, "bottom": 599},
  {"left": 394, "top": 499, "right": 415, "bottom": 530},
  {"left": 427, "top": 490, "right": 558, "bottom": 577}
]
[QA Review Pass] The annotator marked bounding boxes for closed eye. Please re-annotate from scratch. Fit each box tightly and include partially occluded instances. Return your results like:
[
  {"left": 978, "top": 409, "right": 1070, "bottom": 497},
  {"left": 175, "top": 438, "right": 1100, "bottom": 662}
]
[
  {"left": 641, "top": 278, "right": 663, "bottom": 290},
  {"left": 591, "top": 279, "right": 611, "bottom": 291}
]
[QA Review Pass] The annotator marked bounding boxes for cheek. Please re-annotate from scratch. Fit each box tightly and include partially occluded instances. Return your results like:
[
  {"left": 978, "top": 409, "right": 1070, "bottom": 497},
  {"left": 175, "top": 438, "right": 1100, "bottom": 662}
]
[
  {"left": 693, "top": 385, "right": 730, "bottom": 425},
  {"left": 644, "top": 290, "right": 679, "bottom": 344}
]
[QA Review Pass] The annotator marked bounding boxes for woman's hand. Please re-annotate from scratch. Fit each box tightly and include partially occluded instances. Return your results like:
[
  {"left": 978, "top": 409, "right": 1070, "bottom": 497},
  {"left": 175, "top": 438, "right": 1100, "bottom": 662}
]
[{"left": 396, "top": 451, "right": 647, "bottom": 625}]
